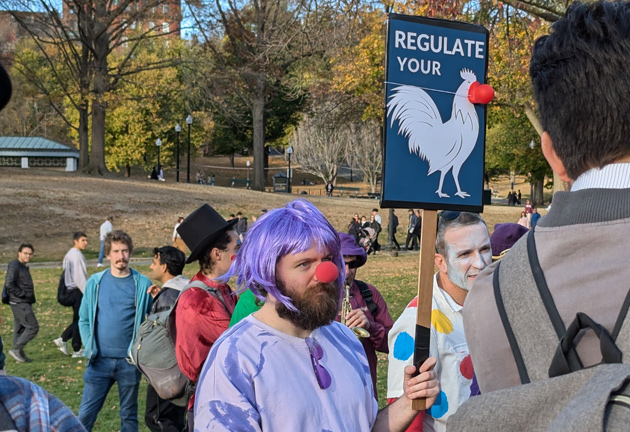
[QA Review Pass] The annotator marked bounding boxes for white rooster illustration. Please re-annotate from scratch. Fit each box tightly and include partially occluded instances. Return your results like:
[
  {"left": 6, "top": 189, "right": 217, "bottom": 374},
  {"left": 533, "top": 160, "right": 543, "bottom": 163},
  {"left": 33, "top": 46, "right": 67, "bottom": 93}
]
[{"left": 387, "top": 68, "right": 480, "bottom": 199}]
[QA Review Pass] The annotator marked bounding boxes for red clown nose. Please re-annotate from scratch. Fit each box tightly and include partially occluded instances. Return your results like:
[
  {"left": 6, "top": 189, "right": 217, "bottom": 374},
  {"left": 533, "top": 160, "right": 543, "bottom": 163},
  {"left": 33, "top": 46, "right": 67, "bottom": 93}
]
[
  {"left": 231, "top": 254, "right": 236, "bottom": 261},
  {"left": 315, "top": 261, "right": 338, "bottom": 284},
  {"left": 467, "top": 81, "right": 495, "bottom": 105}
]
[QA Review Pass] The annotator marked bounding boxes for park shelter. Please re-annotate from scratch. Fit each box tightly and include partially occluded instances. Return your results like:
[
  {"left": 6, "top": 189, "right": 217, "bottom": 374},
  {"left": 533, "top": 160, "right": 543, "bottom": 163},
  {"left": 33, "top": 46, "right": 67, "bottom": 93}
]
[{"left": 0, "top": 136, "right": 79, "bottom": 171}]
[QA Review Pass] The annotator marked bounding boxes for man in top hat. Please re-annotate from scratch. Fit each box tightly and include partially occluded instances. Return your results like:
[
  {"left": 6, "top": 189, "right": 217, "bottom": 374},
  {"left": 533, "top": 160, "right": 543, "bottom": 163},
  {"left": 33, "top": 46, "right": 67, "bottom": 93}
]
[
  {"left": 174, "top": 204, "right": 239, "bottom": 430},
  {"left": 194, "top": 199, "right": 439, "bottom": 431}
]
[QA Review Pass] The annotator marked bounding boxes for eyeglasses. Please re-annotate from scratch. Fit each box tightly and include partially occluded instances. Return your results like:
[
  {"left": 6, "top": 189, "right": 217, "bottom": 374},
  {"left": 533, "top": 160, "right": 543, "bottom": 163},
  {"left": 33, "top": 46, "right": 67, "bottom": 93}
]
[
  {"left": 344, "top": 260, "right": 360, "bottom": 269},
  {"left": 305, "top": 336, "right": 332, "bottom": 390},
  {"left": 438, "top": 210, "right": 461, "bottom": 221}
]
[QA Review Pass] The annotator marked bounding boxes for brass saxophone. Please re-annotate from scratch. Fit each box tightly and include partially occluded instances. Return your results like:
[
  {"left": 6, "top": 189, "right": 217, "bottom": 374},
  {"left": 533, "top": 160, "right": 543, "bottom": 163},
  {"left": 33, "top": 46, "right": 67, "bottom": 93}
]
[{"left": 341, "top": 283, "right": 370, "bottom": 339}]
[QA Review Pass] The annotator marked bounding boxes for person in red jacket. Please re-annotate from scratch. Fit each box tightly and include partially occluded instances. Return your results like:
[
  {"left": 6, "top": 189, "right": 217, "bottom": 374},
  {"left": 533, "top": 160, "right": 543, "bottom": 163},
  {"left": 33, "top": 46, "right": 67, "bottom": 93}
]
[{"left": 173, "top": 204, "right": 238, "bottom": 430}]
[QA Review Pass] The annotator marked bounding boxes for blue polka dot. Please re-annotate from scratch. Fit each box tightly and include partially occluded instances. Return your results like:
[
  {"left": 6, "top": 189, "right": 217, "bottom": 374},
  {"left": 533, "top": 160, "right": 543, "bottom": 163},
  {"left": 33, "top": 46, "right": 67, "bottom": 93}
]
[
  {"left": 427, "top": 390, "right": 449, "bottom": 419},
  {"left": 393, "top": 331, "right": 414, "bottom": 361}
]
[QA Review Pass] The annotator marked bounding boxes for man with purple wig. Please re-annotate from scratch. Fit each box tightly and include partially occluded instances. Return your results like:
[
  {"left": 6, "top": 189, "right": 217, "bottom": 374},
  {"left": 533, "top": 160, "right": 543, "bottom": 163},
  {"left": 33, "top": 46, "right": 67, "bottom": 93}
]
[{"left": 194, "top": 199, "right": 439, "bottom": 431}]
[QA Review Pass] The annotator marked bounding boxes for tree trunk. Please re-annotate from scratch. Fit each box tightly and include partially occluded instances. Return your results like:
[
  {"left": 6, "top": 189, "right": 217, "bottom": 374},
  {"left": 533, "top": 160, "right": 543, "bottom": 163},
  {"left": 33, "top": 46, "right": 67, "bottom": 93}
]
[
  {"left": 524, "top": 103, "right": 569, "bottom": 195},
  {"left": 229, "top": 153, "right": 234, "bottom": 168},
  {"left": 126, "top": 164, "right": 131, "bottom": 177},
  {"left": 84, "top": 33, "right": 109, "bottom": 175},
  {"left": 532, "top": 179, "right": 544, "bottom": 206},
  {"left": 78, "top": 107, "right": 89, "bottom": 169},
  {"left": 251, "top": 75, "right": 266, "bottom": 191}
]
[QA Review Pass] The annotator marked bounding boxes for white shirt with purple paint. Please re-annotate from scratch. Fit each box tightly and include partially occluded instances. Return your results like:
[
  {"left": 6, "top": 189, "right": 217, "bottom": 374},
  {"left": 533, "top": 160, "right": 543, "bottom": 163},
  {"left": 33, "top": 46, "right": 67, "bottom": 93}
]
[{"left": 194, "top": 315, "right": 378, "bottom": 431}]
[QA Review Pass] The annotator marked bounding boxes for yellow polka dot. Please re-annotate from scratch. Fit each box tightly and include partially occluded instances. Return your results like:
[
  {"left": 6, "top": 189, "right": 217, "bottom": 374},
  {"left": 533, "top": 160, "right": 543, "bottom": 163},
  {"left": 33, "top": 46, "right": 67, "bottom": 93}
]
[{"left": 431, "top": 309, "right": 453, "bottom": 334}]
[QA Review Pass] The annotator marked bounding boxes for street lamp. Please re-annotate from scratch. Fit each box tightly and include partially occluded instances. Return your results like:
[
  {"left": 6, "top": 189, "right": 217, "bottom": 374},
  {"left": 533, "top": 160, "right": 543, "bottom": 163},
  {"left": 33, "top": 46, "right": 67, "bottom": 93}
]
[
  {"left": 186, "top": 115, "right": 192, "bottom": 183},
  {"left": 175, "top": 124, "right": 181, "bottom": 182},
  {"left": 246, "top": 160, "right": 250, "bottom": 183},
  {"left": 286, "top": 146, "right": 293, "bottom": 193},
  {"left": 156, "top": 138, "right": 162, "bottom": 168}
]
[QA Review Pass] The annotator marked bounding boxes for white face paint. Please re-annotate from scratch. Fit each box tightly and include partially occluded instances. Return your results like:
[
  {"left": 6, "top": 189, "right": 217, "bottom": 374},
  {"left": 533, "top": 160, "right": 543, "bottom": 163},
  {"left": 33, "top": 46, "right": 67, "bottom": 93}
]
[{"left": 444, "top": 223, "right": 492, "bottom": 291}]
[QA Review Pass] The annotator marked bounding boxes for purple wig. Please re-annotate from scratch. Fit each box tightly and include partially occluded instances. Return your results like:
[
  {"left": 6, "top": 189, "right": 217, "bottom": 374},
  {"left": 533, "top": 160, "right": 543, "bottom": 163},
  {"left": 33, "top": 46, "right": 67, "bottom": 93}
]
[{"left": 222, "top": 199, "right": 345, "bottom": 311}]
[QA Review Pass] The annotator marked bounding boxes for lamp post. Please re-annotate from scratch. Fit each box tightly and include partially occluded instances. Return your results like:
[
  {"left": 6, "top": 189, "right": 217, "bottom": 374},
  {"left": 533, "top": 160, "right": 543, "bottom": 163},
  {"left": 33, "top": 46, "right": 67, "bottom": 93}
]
[
  {"left": 175, "top": 124, "right": 181, "bottom": 182},
  {"left": 529, "top": 140, "right": 536, "bottom": 202},
  {"left": 286, "top": 146, "right": 293, "bottom": 193},
  {"left": 186, "top": 115, "right": 192, "bottom": 183},
  {"left": 246, "top": 160, "right": 250, "bottom": 182},
  {"left": 156, "top": 138, "right": 162, "bottom": 167}
]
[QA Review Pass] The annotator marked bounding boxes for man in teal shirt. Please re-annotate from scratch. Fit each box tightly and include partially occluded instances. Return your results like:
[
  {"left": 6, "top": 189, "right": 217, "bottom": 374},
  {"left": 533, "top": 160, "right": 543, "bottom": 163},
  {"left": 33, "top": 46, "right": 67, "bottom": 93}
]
[{"left": 78, "top": 230, "right": 152, "bottom": 432}]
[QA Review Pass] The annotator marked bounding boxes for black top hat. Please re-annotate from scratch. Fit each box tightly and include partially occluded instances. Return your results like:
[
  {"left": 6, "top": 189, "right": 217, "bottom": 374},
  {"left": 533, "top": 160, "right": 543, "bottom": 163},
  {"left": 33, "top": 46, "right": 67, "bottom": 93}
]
[
  {"left": 0, "top": 63, "right": 12, "bottom": 112},
  {"left": 177, "top": 204, "right": 238, "bottom": 263}
]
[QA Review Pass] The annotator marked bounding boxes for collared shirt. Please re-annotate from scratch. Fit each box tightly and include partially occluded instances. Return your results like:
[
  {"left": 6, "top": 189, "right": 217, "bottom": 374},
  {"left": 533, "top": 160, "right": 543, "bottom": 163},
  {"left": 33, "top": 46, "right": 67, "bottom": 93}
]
[
  {"left": 388, "top": 273, "right": 476, "bottom": 432},
  {"left": 571, "top": 162, "right": 630, "bottom": 191}
]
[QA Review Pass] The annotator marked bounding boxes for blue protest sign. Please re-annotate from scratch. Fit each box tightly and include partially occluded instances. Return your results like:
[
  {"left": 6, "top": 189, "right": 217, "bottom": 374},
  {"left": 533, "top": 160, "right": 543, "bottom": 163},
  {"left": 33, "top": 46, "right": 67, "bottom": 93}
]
[{"left": 381, "top": 14, "right": 490, "bottom": 212}]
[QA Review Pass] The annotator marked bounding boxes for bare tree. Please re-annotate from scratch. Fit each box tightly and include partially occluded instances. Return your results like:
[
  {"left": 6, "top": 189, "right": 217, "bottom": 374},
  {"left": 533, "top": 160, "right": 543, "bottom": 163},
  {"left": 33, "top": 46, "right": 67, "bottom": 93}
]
[
  {"left": 290, "top": 111, "right": 348, "bottom": 185},
  {"left": 349, "top": 121, "right": 381, "bottom": 193}
]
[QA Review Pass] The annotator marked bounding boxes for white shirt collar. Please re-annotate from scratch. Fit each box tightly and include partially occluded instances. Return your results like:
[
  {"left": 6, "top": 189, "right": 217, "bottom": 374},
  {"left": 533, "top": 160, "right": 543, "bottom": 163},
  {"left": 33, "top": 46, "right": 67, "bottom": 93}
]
[{"left": 571, "top": 163, "right": 630, "bottom": 191}]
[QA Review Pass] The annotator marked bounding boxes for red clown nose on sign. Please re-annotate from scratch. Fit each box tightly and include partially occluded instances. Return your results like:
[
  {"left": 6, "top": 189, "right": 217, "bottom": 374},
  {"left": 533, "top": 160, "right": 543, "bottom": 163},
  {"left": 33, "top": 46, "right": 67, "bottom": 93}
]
[
  {"left": 231, "top": 255, "right": 236, "bottom": 262},
  {"left": 315, "top": 261, "right": 338, "bottom": 284},
  {"left": 467, "top": 81, "right": 495, "bottom": 105}
]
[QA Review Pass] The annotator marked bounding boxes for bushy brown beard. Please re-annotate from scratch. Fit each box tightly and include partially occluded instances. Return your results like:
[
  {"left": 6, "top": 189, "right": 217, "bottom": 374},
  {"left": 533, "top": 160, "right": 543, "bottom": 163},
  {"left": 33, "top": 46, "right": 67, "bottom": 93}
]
[{"left": 275, "top": 279, "right": 341, "bottom": 331}]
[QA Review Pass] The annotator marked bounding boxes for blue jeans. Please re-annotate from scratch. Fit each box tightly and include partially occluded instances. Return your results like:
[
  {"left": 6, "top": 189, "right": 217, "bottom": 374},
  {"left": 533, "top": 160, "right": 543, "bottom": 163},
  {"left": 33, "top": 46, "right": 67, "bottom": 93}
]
[
  {"left": 78, "top": 357, "right": 141, "bottom": 432},
  {"left": 98, "top": 240, "right": 105, "bottom": 264}
]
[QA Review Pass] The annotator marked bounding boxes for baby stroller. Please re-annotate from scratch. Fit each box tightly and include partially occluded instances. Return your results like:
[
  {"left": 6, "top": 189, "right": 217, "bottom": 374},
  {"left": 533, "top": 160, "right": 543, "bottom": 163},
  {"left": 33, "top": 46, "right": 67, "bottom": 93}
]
[{"left": 358, "top": 226, "right": 378, "bottom": 255}]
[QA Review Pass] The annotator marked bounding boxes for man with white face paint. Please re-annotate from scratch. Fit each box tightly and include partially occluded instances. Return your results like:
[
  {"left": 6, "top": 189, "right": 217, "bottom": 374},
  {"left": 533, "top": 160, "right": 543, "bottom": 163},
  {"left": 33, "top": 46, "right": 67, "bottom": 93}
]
[{"left": 387, "top": 211, "right": 491, "bottom": 432}]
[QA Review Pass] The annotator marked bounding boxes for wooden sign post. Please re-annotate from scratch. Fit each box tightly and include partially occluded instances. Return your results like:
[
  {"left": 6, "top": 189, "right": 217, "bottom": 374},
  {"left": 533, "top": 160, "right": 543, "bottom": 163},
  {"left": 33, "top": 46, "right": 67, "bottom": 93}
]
[{"left": 411, "top": 209, "right": 437, "bottom": 411}]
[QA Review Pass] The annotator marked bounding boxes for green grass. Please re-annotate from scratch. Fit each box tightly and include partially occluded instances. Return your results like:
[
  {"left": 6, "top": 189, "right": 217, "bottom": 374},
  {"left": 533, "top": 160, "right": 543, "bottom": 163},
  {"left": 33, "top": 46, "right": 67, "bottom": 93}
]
[{"left": 1, "top": 254, "right": 421, "bottom": 429}]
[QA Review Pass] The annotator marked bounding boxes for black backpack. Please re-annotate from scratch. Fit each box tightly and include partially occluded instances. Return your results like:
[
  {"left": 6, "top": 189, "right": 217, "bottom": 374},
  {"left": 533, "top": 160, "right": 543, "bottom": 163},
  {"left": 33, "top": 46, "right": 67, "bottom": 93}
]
[{"left": 56, "top": 270, "right": 74, "bottom": 307}]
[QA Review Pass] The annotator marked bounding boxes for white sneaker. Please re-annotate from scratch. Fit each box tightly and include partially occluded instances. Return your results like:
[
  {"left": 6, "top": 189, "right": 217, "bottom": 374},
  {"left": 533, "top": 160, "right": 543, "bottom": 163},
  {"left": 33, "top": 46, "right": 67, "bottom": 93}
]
[
  {"left": 96, "top": 263, "right": 104, "bottom": 267},
  {"left": 72, "top": 349, "right": 85, "bottom": 358},
  {"left": 53, "top": 338, "right": 69, "bottom": 355}
]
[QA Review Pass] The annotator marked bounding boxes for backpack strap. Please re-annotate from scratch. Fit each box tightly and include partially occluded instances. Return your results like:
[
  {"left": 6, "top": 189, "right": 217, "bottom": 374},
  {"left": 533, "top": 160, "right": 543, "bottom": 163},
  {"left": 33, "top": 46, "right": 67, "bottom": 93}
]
[
  {"left": 493, "top": 260, "right": 530, "bottom": 384},
  {"left": 0, "top": 401, "right": 16, "bottom": 430},
  {"left": 355, "top": 280, "right": 377, "bottom": 315},
  {"left": 526, "top": 230, "right": 583, "bottom": 372},
  {"left": 183, "top": 280, "right": 231, "bottom": 316}
]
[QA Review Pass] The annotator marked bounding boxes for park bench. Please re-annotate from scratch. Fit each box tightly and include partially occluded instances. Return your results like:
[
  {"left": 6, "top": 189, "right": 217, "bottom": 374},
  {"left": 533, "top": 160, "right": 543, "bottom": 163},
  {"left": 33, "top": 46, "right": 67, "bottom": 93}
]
[
  {"left": 231, "top": 178, "right": 251, "bottom": 189},
  {"left": 335, "top": 186, "right": 360, "bottom": 197},
  {"left": 367, "top": 192, "right": 381, "bottom": 200}
]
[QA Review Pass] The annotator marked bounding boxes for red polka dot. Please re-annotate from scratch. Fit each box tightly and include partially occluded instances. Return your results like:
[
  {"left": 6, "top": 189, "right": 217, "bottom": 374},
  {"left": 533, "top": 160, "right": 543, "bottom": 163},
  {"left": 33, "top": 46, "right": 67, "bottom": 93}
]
[
  {"left": 407, "top": 297, "right": 418, "bottom": 308},
  {"left": 460, "top": 354, "right": 474, "bottom": 380}
]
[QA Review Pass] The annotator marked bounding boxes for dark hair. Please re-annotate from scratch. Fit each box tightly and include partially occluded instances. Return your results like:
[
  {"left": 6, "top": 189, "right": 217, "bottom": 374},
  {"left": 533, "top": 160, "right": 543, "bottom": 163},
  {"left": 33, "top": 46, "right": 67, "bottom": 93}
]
[
  {"left": 436, "top": 212, "right": 486, "bottom": 257},
  {"left": 107, "top": 216, "right": 114, "bottom": 222},
  {"left": 18, "top": 243, "right": 34, "bottom": 253},
  {"left": 104, "top": 230, "right": 133, "bottom": 256},
  {"left": 530, "top": 1, "right": 630, "bottom": 179},
  {"left": 199, "top": 229, "right": 235, "bottom": 274},
  {"left": 372, "top": 208, "right": 378, "bottom": 212},
  {"left": 73, "top": 231, "right": 87, "bottom": 241},
  {"left": 153, "top": 246, "right": 186, "bottom": 276},
  {"left": 237, "top": 212, "right": 243, "bottom": 216}
]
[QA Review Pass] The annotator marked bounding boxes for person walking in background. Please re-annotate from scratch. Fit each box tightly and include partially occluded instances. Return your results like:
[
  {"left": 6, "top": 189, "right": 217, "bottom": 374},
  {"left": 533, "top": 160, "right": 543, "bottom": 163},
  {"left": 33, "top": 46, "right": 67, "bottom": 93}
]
[
  {"left": 172, "top": 217, "right": 185, "bottom": 252},
  {"left": 524, "top": 199, "right": 533, "bottom": 224},
  {"left": 78, "top": 230, "right": 153, "bottom": 431},
  {"left": 235, "top": 212, "right": 248, "bottom": 242},
  {"left": 517, "top": 211, "right": 529, "bottom": 229},
  {"left": 54, "top": 232, "right": 88, "bottom": 358},
  {"left": 405, "top": 209, "right": 417, "bottom": 251},
  {"left": 97, "top": 216, "right": 113, "bottom": 267},
  {"left": 144, "top": 246, "right": 188, "bottom": 432},
  {"left": 4, "top": 244, "right": 38, "bottom": 363},
  {"left": 391, "top": 209, "right": 401, "bottom": 250},
  {"left": 530, "top": 206, "right": 541, "bottom": 228},
  {"left": 413, "top": 210, "right": 422, "bottom": 250}
]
